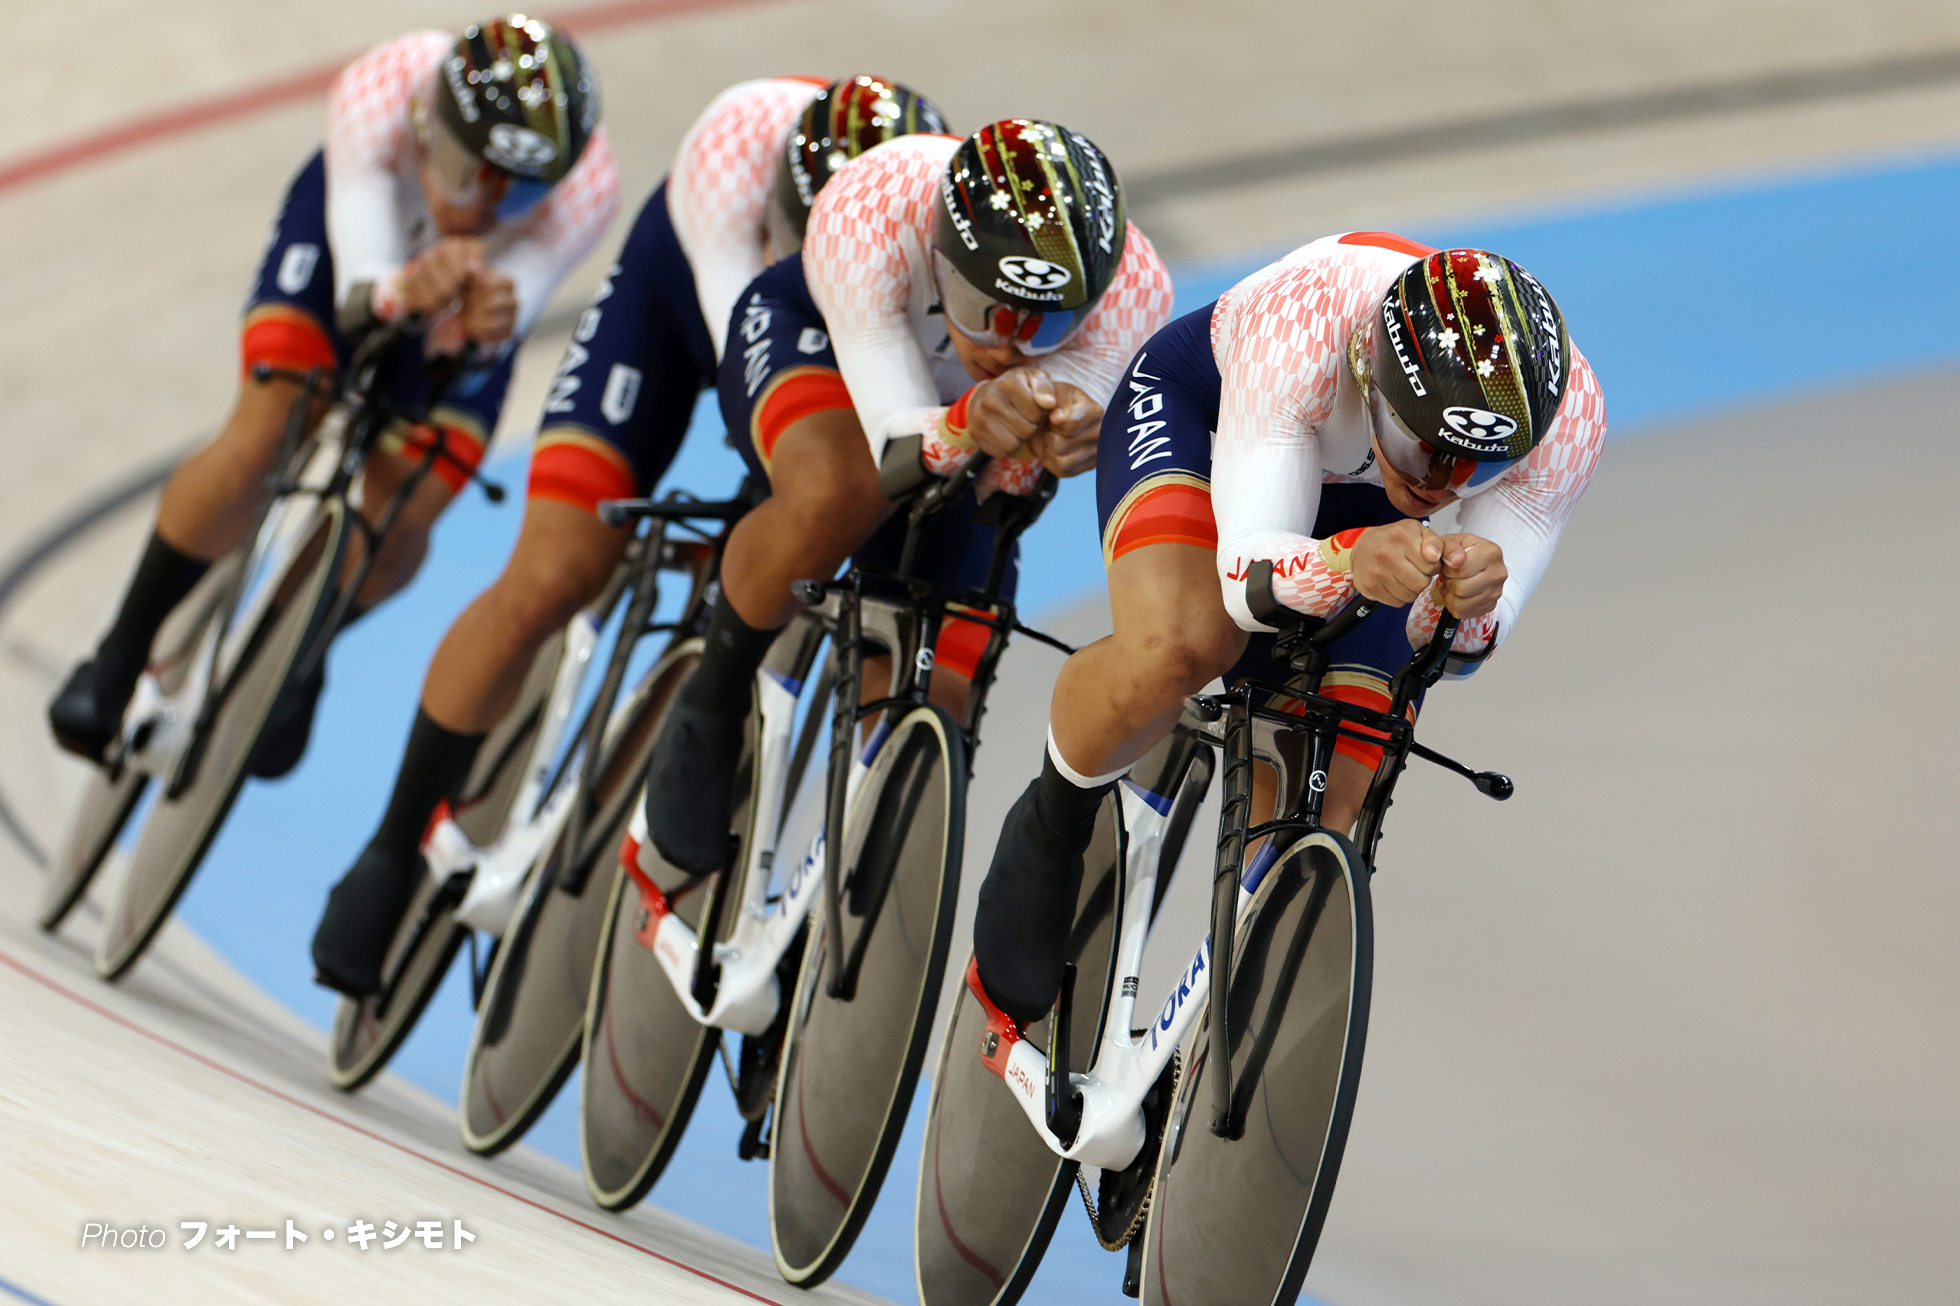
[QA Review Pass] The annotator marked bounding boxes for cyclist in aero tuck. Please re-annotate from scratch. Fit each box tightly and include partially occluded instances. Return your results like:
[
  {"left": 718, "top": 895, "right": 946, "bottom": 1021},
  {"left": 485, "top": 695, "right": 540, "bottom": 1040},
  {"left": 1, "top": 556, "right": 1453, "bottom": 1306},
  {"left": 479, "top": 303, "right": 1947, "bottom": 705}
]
[
  {"left": 47, "top": 17, "right": 617, "bottom": 782},
  {"left": 637, "top": 119, "right": 1175, "bottom": 880},
  {"left": 312, "top": 76, "right": 948, "bottom": 996},
  {"left": 967, "top": 233, "right": 1608, "bottom": 1033}
]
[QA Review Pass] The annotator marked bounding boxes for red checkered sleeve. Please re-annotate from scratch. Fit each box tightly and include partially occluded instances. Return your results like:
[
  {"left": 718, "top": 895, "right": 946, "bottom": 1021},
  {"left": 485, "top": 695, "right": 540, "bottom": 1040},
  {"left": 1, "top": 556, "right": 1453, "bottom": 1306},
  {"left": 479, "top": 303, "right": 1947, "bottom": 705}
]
[
  {"left": 804, "top": 134, "right": 965, "bottom": 459},
  {"left": 1210, "top": 242, "right": 1412, "bottom": 629},
  {"left": 490, "top": 126, "right": 620, "bottom": 341},
  {"left": 324, "top": 30, "right": 451, "bottom": 321},
  {"left": 668, "top": 77, "right": 827, "bottom": 358},
  {"left": 1040, "top": 223, "right": 1175, "bottom": 406},
  {"left": 1438, "top": 344, "right": 1606, "bottom": 659}
]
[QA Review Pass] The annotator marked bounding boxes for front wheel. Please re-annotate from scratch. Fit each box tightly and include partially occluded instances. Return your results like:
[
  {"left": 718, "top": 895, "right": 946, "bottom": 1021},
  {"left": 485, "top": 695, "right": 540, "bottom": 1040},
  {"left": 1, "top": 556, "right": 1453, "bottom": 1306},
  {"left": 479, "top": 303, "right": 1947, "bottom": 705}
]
[
  {"left": 1138, "top": 831, "right": 1373, "bottom": 1306},
  {"left": 769, "top": 704, "right": 966, "bottom": 1286}
]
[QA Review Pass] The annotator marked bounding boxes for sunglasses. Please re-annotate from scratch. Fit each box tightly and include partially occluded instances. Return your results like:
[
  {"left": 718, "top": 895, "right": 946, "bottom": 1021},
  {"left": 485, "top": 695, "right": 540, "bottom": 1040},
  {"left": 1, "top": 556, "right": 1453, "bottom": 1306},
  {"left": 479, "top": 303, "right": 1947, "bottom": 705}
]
[
  {"left": 932, "top": 251, "right": 1087, "bottom": 356},
  {"left": 1348, "top": 325, "right": 1521, "bottom": 496},
  {"left": 423, "top": 115, "right": 553, "bottom": 226}
]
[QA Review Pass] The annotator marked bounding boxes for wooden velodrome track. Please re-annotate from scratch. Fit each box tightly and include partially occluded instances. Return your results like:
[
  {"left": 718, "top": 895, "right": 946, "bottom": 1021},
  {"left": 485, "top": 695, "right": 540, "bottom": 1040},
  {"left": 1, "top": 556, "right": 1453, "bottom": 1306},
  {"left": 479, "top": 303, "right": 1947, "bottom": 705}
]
[{"left": 4, "top": 1, "right": 1960, "bottom": 1302}]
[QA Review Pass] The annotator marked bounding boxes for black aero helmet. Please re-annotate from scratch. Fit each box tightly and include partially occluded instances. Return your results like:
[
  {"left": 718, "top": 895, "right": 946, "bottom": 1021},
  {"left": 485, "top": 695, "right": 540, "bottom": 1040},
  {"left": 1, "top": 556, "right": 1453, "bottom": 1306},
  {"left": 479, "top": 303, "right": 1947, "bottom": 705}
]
[
  {"left": 426, "top": 15, "right": 599, "bottom": 221},
  {"left": 1361, "top": 249, "right": 1570, "bottom": 495},
  {"left": 770, "top": 75, "right": 948, "bottom": 253},
  {"left": 932, "top": 119, "right": 1126, "bottom": 355}
]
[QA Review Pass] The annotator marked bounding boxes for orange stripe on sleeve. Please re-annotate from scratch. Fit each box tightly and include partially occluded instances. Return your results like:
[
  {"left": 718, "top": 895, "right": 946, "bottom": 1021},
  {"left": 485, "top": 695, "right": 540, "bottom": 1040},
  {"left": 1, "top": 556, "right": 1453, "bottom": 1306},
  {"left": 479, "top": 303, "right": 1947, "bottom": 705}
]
[
  {"left": 527, "top": 428, "right": 639, "bottom": 514},
  {"left": 1103, "top": 475, "right": 1217, "bottom": 566},
  {"left": 752, "top": 366, "right": 853, "bottom": 472},
  {"left": 240, "top": 304, "right": 336, "bottom": 378}
]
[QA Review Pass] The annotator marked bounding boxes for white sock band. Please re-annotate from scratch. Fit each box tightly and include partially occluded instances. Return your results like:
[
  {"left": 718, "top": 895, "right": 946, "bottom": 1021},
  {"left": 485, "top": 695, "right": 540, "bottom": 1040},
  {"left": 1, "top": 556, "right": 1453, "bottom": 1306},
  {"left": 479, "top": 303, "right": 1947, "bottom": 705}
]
[{"left": 1047, "top": 726, "right": 1127, "bottom": 789}]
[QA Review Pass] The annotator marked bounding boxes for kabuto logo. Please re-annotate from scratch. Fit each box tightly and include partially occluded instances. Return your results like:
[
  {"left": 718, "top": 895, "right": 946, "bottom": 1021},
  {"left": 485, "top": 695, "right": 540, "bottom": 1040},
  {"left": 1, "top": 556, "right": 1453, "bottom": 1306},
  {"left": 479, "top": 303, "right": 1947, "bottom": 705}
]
[
  {"left": 941, "top": 174, "right": 978, "bottom": 250},
  {"left": 1072, "top": 132, "right": 1119, "bottom": 254},
  {"left": 1440, "top": 406, "right": 1518, "bottom": 451},
  {"left": 1381, "top": 299, "right": 1426, "bottom": 397},
  {"left": 485, "top": 123, "right": 558, "bottom": 176},
  {"left": 997, "top": 256, "right": 1072, "bottom": 293}
]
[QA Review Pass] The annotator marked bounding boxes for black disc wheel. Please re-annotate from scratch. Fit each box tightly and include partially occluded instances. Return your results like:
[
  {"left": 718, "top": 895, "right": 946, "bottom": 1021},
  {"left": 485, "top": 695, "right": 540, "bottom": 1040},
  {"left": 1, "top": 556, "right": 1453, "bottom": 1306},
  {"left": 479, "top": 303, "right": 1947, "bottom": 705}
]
[
  {"left": 38, "top": 765, "right": 147, "bottom": 934},
  {"left": 95, "top": 507, "right": 344, "bottom": 981},
  {"left": 913, "top": 795, "right": 1127, "bottom": 1306},
  {"left": 326, "top": 630, "right": 568, "bottom": 1093},
  {"left": 458, "top": 640, "right": 692, "bottom": 1156},
  {"left": 1139, "top": 831, "right": 1373, "bottom": 1306},
  {"left": 769, "top": 704, "right": 966, "bottom": 1286}
]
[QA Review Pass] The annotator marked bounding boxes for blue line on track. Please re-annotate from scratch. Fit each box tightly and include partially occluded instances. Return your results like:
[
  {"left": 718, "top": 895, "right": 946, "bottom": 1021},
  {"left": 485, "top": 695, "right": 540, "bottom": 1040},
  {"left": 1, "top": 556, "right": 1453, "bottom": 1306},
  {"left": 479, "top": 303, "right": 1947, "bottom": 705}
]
[{"left": 0, "top": 1274, "right": 61, "bottom": 1306}]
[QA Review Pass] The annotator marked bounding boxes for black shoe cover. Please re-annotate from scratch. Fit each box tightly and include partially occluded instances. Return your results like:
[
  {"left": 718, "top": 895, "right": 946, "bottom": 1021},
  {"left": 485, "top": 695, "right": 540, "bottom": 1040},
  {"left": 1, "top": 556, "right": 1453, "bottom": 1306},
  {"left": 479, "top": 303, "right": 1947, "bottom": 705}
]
[
  {"left": 47, "top": 648, "right": 144, "bottom": 763},
  {"left": 249, "top": 662, "right": 326, "bottom": 779},
  {"left": 972, "top": 780, "right": 1092, "bottom": 1028},
  {"left": 311, "top": 841, "right": 423, "bottom": 997},
  {"left": 642, "top": 697, "right": 746, "bottom": 877}
]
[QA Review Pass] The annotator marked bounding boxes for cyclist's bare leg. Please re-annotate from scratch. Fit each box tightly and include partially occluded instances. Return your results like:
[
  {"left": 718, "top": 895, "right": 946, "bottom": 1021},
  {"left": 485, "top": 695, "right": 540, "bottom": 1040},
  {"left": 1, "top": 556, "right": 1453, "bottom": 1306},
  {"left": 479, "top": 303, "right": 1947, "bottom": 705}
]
[
  {"left": 719, "top": 408, "right": 892, "bottom": 628},
  {"left": 156, "top": 373, "right": 330, "bottom": 558},
  {"left": 1049, "top": 542, "right": 1246, "bottom": 776},
  {"left": 419, "top": 497, "right": 628, "bottom": 733}
]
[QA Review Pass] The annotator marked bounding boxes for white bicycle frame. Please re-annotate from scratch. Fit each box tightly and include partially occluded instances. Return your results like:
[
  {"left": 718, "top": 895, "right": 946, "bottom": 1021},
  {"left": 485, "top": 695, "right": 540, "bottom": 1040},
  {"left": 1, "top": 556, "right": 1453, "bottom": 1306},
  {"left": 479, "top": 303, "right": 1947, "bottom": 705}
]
[
  {"left": 619, "top": 591, "right": 938, "bottom": 1039},
  {"left": 985, "top": 712, "right": 1306, "bottom": 1173},
  {"left": 118, "top": 426, "right": 348, "bottom": 784},
  {"left": 430, "top": 602, "right": 607, "bottom": 936},
  {"left": 621, "top": 652, "right": 875, "bottom": 1038}
]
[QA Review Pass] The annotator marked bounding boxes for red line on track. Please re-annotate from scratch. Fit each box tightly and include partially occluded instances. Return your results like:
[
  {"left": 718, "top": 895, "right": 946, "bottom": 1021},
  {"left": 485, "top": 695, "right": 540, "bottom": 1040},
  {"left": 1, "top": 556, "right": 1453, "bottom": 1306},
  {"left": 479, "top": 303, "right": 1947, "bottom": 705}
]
[
  {"left": 0, "top": 0, "right": 772, "bottom": 198},
  {"left": 0, "top": 945, "right": 790, "bottom": 1306}
]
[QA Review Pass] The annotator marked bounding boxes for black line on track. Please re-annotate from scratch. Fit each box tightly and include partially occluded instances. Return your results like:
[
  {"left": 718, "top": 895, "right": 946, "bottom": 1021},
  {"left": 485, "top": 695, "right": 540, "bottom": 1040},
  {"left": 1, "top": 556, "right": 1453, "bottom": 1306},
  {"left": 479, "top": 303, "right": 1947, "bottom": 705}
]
[{"left": 1126, "top": 46, "right": 1960, "bottom": 206}]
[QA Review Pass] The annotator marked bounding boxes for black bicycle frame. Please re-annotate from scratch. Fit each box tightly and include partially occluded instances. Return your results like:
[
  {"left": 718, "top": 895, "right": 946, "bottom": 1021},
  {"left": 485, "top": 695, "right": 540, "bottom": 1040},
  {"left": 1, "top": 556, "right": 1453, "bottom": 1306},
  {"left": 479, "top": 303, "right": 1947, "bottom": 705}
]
[
  {"left": 807, "top": 455, "right": 1060, "bottom": 1003},
  {"left": 1199, "top": 591, "right": 1505, "bottom": 1138}
]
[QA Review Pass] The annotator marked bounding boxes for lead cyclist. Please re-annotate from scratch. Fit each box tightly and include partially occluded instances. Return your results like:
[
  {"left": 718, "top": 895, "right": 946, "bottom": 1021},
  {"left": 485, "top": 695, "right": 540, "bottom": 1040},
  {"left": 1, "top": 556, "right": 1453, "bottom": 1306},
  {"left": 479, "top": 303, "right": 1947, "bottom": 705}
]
[
  {"left": 310, "top": 75, "right": 949, "bottom": 997},
  {"left": 47, "top": 17, "right": 618, "bottom": 778},
  {"left": 968, "top": 234, "right": 1608, "bottom": 1032},
  {"left": 637, "top": 119, "right": 1176, "bottom": 878}
]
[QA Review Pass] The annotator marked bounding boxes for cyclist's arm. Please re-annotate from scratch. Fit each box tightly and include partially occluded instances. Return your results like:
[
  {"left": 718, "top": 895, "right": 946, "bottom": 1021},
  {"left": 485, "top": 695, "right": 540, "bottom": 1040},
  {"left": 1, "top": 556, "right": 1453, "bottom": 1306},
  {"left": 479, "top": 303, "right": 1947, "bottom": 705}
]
[
  {"left": 323, "top": 31, "right": 451, "bottom": 327},
  {"left": 1210, "top": 262, "right": 1353, "bottom": 632},
  {"left": 482, "top": 129, "right": 621, "bottom": 344},
  {"left": 1409, "top": 347, "right": 1607, "bottom": 668},
  {"left": 669, "top": 78, "right": 827, "bottom": 360},
  {"left": 1036, "top": 223, "right": 1175, "bottom": 407},
  {"left": 804, "top": 137, "right": 959, "bottom": 465}
]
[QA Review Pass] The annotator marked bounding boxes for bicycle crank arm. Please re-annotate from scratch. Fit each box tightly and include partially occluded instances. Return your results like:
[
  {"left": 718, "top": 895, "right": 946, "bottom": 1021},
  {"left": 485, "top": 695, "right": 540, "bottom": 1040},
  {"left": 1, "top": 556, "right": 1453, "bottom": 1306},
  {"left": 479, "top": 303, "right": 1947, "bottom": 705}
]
[
  {"left": 624, "top": 865, "right": 781, "bottom": 1037},
  {"left": 968, "top": 964, "right": 1147, "bottom": 1171}
]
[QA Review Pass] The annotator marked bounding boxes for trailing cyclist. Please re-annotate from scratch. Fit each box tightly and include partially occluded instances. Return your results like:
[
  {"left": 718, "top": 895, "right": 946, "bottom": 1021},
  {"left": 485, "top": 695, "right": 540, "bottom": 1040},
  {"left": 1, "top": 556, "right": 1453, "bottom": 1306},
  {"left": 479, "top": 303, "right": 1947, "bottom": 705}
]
[
  {"left": 47, "top": 16, "right": 617, "bottom": 781},
  {"left": 967, "top": 233, "right": 1607, "bottom": 1033},
  {"left": 311, "top": 75, "right": 948, "bottom": 997},
  {"left": 640, "top": 118, "right": 1175, "bottom": 879}
]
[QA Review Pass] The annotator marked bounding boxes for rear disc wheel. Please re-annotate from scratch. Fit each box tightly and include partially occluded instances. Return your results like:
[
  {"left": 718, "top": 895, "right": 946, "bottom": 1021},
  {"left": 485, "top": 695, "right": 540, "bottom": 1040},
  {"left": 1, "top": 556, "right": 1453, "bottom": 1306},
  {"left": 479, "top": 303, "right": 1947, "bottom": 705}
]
[
  {"left": 38, "top": 765, "right": 147, "bottom": 933},
  {"left": 912, "top": 795, "right": 1127, "bottom": 1306}
]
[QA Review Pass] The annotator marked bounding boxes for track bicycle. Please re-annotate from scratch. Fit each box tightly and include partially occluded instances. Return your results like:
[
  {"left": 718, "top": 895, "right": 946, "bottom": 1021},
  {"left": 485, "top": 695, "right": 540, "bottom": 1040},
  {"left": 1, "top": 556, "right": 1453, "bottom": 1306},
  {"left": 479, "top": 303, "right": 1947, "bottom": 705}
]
[
  {"left": 37, "top": 323, "right": 501, "bottom": 982},
  {"left": 579, "top": 453, "right": 1065, "bottom": 1288},
  {"left": 324, "top": 491, "right": 740, "bottom": 1094},
  {"left": 916, "top": 579, "right": 1514, "bottom": 1306},
  {"left": 450, "top": 491, "right": 750, "bottom": 1153}
]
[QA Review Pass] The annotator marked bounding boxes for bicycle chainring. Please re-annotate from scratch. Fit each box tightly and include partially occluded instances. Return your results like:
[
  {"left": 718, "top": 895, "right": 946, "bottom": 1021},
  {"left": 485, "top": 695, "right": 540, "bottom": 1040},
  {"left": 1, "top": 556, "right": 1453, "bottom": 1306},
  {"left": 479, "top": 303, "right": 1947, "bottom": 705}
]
[{"left": 1078, "top": 1049, "right": 1181, "bottom": 1251}]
